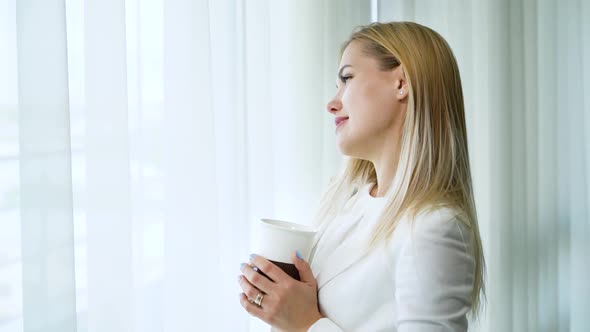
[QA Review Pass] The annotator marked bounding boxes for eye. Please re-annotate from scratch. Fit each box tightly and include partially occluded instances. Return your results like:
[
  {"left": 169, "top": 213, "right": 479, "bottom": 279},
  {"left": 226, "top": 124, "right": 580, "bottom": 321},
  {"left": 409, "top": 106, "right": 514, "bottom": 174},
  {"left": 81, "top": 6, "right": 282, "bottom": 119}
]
[{"left": 339, "top": 75, "right": 352, "bottom": 84}]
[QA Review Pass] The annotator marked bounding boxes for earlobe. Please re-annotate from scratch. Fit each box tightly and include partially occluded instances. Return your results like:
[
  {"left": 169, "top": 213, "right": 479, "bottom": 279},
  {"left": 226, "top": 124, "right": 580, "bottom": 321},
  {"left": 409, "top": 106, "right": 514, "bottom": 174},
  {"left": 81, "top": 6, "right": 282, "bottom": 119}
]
[
  {"left": 396, "top": 86, "right": 409, "bottom": 100},
  {"left": 393, "top": 76, "right": 408, "bottom": 99}
]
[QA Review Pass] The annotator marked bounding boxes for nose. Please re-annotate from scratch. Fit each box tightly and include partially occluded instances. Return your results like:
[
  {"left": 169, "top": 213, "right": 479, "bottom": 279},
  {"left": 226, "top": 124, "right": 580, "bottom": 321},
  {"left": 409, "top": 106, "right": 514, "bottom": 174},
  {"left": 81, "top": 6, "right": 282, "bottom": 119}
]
[{"left": 326, "top": 96, "right": 342, "bottom": 115}]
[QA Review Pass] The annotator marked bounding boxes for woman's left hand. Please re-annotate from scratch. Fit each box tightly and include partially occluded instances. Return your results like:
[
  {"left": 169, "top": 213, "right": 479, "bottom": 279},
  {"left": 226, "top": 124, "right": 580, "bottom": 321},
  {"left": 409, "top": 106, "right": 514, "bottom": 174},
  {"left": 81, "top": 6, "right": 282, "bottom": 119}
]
[{"left": 238, "top": 251, "right": 324, "bottom": 332}]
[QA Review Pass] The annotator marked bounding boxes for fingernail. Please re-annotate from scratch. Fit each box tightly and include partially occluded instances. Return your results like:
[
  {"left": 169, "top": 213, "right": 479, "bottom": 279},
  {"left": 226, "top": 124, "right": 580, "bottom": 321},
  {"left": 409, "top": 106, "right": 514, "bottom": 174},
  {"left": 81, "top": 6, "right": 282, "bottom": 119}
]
[
  {"left": 237, "top": 275, "right": 241, "bottom": 282},
  {"left": 249, "top": 254, "right": 256, "bottom": 261},
  {"left": 296, "top": 250, "right": 303, "bottom": 260}
]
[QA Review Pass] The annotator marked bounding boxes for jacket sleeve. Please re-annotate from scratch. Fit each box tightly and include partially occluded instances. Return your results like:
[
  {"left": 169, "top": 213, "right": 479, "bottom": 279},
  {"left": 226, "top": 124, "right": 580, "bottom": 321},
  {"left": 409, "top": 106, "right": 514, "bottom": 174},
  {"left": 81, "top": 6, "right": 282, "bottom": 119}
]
[
  {"left": 307, "top": 318, "right": 344, "bottom": 331},
  {"left": 270, "top": 318, "right": 344, "bottom": 332},
  {"left": 395, "top": 213, "right": 475, "bottom": 332}
]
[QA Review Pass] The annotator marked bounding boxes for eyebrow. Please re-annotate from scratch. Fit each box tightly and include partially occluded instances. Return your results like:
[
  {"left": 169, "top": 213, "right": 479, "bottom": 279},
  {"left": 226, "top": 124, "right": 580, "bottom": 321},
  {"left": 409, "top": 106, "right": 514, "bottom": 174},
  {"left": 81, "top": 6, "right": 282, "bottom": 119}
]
[
  {"left": 335, "top": 64, "right": 352, "bottom": 88},
  {"left": 338, "top": 64, "right": 352, "bottom": 77}
]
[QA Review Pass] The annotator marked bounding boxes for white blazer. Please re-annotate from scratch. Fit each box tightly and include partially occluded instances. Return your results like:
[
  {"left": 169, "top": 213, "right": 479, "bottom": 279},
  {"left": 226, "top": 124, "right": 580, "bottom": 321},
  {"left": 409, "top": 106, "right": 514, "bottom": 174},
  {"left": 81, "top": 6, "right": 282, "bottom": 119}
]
[{"left": 274, "top": 184, "right": 476, "bottom": 332}]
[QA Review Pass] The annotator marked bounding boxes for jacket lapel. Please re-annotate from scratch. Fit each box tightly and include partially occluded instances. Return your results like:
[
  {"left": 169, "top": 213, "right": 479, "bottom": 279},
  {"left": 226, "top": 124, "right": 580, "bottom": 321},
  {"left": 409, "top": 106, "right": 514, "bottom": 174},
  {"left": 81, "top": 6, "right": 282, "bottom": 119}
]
[
  {"left": 312, "top": 215, "right": 374, "bottom": 290},
  {"left": 308, "top": 183, "right": 381, "bottom": 290}
]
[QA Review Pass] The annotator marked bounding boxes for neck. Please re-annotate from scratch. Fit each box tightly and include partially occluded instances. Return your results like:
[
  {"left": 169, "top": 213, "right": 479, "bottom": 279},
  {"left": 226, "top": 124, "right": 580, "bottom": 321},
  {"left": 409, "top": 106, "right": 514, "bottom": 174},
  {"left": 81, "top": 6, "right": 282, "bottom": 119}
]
[{"left": 369, "top": 141, "right": 401, "bottom": 198}]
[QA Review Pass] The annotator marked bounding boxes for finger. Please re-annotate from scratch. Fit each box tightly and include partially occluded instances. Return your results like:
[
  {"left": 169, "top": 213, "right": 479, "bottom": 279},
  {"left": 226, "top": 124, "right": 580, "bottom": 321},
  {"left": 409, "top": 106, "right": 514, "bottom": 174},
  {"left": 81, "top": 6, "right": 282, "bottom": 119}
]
[
  {"left": 239, "top": 292, "right": 266, "bottom": 318},
  {"left": 249, "top": 254, "right": 289, "bottom": 283},
  {"left": 238, "top": 274, "right": 266, "bottom": 303},
  {"left": 240, "top": 262, "right": 274, "bottom": 294},
  {"left": 292, "top": 250, "right": 316, "bottom": 285}
]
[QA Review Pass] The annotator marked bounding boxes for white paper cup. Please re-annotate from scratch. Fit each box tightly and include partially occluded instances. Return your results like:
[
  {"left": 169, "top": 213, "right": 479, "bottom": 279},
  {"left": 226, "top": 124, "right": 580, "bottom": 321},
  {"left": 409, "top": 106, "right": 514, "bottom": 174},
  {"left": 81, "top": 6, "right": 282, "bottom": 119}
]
[{"left": 252, "top": 218, "right": 318, "bottom": 280}]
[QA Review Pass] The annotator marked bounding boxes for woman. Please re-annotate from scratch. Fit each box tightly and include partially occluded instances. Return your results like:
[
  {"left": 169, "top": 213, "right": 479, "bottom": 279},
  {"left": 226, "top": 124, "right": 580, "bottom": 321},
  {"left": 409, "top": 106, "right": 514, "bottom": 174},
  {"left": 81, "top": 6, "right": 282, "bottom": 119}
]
[{"left": 238, "top": 21, "right": 485, "bottom": 332}]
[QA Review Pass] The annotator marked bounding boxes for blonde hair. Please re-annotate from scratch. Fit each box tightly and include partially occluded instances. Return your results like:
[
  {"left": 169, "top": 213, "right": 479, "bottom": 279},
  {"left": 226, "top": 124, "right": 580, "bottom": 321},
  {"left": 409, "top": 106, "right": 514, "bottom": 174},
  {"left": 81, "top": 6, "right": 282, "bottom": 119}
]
[{"left": 312, "top": 21, "right": 485, "bottom": 317}]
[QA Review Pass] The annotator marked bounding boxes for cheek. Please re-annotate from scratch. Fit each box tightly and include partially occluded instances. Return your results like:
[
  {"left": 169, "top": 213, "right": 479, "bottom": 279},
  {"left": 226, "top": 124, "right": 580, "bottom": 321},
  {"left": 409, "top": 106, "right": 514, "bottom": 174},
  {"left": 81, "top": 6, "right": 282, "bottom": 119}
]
[
  {"left": 341, "top": 91, "right": 371, "bottom": 132},
  {"left": 343, "top": 83, "right": 394, "bottom": 126},
  {"left": 341, "top": 82, "right": 371, "bottom": 110}
]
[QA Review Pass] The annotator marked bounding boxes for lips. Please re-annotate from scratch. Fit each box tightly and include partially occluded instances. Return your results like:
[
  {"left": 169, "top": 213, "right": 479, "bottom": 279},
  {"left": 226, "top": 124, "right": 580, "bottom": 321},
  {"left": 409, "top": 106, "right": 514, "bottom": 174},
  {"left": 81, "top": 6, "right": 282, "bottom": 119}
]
[{"left": 335, "top": 116, "right": 349, "bottom": 127}]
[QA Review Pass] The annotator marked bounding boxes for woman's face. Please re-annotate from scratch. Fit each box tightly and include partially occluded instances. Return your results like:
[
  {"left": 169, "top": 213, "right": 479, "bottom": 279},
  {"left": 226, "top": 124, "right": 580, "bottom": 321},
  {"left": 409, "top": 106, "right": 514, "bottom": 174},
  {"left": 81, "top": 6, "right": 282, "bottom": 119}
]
[{"left": 326, "top": 40, "right": 407, "bottom": 160}]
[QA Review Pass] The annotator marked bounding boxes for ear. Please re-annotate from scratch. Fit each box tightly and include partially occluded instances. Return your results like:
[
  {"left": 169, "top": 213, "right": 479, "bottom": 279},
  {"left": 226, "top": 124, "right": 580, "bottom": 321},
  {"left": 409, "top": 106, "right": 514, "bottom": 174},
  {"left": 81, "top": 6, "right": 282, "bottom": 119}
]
[{"left": 393, "top": 68, "right": 409, "bottom": 101}]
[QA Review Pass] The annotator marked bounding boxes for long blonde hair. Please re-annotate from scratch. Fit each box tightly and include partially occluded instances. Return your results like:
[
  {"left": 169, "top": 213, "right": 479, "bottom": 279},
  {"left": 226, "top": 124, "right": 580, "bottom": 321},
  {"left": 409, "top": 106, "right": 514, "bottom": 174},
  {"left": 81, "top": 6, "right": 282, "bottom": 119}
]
[{"left": 312, "top": 21, "right": 485, "bottom": 317}]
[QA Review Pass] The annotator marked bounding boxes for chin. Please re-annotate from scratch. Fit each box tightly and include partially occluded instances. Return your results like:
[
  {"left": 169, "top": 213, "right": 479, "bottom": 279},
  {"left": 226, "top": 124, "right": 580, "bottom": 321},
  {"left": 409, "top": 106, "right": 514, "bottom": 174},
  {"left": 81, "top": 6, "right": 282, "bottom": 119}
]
[
  {"left": 337, "top": 132, "right": 375, "bottom": 160},
  {"left": 336, "top": 136, "right": 350, "bottom": 154},
  {"left": 336, "top": 139, "right": 361, "bottom": 159}
]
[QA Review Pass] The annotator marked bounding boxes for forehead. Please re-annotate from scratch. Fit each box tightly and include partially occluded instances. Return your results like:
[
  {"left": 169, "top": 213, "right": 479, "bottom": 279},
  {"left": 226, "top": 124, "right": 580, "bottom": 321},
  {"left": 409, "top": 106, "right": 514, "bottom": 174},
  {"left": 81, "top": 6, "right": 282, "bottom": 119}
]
[{"left": 339, "top": 40, "right": 374, "bottom": 69}]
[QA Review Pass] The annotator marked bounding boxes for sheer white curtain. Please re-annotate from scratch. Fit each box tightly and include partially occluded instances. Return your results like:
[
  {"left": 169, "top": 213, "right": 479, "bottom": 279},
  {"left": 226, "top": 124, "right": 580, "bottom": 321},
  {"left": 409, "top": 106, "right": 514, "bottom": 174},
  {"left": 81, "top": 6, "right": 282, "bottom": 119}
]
[
  {"left": 1, "top": 0, "right": 588, "bottom": 331},
  {"left": 1, "top": 0, "right": 368, "bottom": 331},
  {"left": 377, "top": 0, "right": 590, "bottom": 331}
]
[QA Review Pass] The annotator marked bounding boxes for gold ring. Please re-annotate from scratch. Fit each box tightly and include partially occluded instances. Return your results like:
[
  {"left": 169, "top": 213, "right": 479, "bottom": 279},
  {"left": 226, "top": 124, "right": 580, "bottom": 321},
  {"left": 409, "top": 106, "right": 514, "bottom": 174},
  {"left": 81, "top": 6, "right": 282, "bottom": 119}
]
[{"left": 253, "top": 292, "right": 264, "bottom": 307}]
